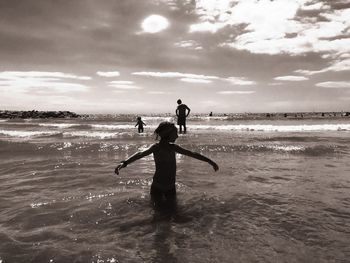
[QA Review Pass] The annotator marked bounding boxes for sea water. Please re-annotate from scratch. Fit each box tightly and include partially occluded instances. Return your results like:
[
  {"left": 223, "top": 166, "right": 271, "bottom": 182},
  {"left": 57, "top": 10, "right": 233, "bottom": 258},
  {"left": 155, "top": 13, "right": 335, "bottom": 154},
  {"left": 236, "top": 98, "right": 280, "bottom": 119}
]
[{"left": 0, "top": 115, "right": 350, "bottom": 262}]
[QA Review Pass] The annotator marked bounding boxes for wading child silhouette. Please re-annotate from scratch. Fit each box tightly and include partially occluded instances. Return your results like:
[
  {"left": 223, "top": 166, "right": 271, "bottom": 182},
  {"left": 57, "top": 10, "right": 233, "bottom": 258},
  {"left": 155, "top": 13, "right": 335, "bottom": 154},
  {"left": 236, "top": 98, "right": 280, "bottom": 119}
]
[
  {"left": 135, "top": 116, "right": 146, "bottom": 133},
  {"left": 115, "top": 122, "right": 219, "bottom": 208}
]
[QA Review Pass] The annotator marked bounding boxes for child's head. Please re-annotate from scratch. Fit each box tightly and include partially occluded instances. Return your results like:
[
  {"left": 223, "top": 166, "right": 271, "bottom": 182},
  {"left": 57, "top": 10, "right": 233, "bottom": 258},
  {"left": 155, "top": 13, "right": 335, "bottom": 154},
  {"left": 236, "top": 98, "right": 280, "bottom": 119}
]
[
  {"left": 154, "top": 122, "right": 178, "bottom": 142},
  {"left": 137, "top": 116, "right": 141, "bottom": 121}
]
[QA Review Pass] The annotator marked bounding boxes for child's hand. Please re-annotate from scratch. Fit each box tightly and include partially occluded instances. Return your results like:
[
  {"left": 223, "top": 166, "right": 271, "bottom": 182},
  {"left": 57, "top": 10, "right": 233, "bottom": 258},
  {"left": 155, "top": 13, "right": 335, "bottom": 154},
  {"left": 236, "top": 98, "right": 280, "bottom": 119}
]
[
  {"left": 212, "top": 162, "right": 219, "bottom": 172},
  {"left": 115, "top": 162, "right": 127, "bottom": 175}
]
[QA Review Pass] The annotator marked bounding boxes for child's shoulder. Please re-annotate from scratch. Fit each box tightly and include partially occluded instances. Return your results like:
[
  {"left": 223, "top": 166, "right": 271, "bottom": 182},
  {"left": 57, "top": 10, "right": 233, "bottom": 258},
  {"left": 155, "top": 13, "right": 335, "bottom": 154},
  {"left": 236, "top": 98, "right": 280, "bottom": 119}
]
[
  {"left": 150, "top": 142, "right": 161, "bottom": 149},
  {"left": 156, "top": 141, "right": 177, "bottom": 149}
]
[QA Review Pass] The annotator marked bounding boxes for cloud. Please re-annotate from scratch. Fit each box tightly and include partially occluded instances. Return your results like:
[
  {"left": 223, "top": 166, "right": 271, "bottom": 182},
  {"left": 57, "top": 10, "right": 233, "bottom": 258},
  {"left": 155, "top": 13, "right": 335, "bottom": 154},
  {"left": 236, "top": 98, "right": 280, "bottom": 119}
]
[
  {"left": 316, "top": 81, "right": 350, "bottom": 88},
  {"left": 190, "top": 0, "right": 350, "bottom": 57},
  {"left": 132, "top": 71, "right": 256, "bottom": 86},
  {"left": 217, "top": 90, "right": 255, "bottom": 94},
  {"left": 148, "top": 91, "right": 169, "bottom": 94},
  {"left": 295, "top": 69, "right": 323, "bottom": 75},
  {"left": 108, "top": 85, "right": 142, "bottom": 90},
  {"left": 180, "top": 78, "right": 212, "bottom": 83},
  {"left": 296, "top": 57, "right": 350, "bottom": 75},
  {"left": 96, "top": 71, "right": 120, "bottom": 77},
  {"left": 0, "top": 71, "right": 91, "bottom": 93},
  {"left": 300, "top": 2, "right": 330, "bottom": 11},
  {"left": 191, "top": 0, "right": 302, "bottom": 35},
  {"left": 108, "top": 80, "right": 142, "bottom": 90},
  {"left": 0, "top": 71, "right": 91, "bottom": 80},
  {"left": 274, "top": 75, "right": 309, "bottom": 81},
  {"left": 132, "top": 71, "right": 219, "bottom": 80},
  {"left": 327, "top": 58, "right": 350, "bottom": 72},
  {"left": 0, "top": 81, "right": 89, "bottom": 93},
  {"left": 174, "top": 40, "right": 203, "bottom": 50},
  {"left": 225, "top": 76, "right": 256, "bottom": 85},
  {"left": 107, "top": 80, "right": 140, "bottom": 90},
  {"left": 190, "top": 21, "right": 227, "bottom": 33},
  {"left": 109, "top": 81, "right": 134, "bottom": 85}
]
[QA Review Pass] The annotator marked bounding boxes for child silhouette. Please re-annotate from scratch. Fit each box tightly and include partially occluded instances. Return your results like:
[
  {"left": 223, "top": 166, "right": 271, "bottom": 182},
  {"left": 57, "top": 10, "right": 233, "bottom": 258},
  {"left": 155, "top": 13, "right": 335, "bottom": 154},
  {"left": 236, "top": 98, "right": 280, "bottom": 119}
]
[
  {"left": 135, "top": 116, "right": 146, "bottom": 133},
  {"left": 115, "top": 122, "right": 219, "bottom": 207}
]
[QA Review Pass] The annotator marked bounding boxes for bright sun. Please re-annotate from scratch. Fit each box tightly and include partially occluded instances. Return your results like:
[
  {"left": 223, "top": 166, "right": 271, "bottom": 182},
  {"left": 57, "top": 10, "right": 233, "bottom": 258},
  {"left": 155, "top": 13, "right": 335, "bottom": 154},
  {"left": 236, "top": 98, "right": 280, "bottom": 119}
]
[{"left": 141, "top": 15, "right": 169, "bottom": 33}]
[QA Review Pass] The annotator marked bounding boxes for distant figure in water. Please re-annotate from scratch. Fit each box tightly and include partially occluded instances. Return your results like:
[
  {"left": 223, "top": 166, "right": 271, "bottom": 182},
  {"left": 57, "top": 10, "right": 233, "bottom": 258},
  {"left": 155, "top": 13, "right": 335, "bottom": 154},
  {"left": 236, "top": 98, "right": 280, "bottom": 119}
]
[
  {"left": 176, "top": 99, "right": 191, "bottom": 133},
  {"left": 209, "top": 111, "right": 213, "bottom": 117},
  {"left": 135, "top": 116, "right": 146, "bottom": 133},
  {"left": 115, "top": 122, "right": 219, "bottom": 208}
]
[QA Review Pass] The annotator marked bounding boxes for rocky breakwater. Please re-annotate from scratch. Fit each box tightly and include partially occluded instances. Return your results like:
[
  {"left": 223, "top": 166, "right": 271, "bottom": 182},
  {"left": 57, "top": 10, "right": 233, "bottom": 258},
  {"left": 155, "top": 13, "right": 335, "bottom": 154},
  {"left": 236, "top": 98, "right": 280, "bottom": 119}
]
[{"left": 0, "top": 110, "right": 81, "bottom": 119}]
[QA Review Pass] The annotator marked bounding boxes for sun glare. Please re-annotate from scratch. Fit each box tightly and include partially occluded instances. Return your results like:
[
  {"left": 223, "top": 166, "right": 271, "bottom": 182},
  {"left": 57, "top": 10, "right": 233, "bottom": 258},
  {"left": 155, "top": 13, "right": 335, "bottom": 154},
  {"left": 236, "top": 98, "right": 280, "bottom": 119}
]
[{"left": 141, "top": 15, "right": 169, "bottom": 33}]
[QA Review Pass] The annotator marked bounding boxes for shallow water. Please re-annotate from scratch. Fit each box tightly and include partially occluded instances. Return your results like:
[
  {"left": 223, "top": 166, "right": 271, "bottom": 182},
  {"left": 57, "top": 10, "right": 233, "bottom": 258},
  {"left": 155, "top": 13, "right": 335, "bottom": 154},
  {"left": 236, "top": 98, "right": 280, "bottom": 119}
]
[{"left": 1, "top": 115, "right": 350, "bottom": 262}]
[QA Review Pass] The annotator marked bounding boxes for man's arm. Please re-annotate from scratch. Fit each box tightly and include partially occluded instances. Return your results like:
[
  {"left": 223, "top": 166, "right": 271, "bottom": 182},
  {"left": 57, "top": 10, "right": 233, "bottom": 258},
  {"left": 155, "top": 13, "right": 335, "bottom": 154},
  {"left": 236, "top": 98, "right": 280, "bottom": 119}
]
[
  {"left": 173, "top": 144, "right": 218, "bottom": 171},
  {"left": 175, "top": 107, "right": 179, "bottom": 117},
  {"left": 186, "top": 105, "right": 191, "bottom": 117},
  {"left": 115, "top": 144, "right": 157, "bottom": 174}
]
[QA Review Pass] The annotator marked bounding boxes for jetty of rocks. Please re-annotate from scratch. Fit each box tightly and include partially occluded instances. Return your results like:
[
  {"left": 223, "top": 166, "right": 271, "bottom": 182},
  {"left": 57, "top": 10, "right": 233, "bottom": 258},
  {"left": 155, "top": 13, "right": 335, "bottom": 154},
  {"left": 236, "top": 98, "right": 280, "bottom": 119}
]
[{"left": 0, "top": 110, "right": 80, "bottom": 119}]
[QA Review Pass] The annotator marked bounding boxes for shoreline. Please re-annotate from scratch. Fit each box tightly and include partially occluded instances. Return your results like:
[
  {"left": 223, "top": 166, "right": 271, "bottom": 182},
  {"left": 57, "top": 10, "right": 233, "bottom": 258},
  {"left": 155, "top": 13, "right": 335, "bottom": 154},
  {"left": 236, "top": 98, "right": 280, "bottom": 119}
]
[{"left": 1, "top": 110, "right": 349, "bottom": 120}]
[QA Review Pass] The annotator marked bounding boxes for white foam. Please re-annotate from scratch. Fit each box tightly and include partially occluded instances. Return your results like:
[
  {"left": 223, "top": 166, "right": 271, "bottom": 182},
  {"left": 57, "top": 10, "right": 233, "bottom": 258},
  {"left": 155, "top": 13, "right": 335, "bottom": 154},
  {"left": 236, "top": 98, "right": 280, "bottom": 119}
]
[
  {"left": 141, "top": 116, "right": 174, "bottom": 122},
  {"left": 0, "top": 130, "right": 60, "bottom": 138},
  {"left": 39, "top": 123, "right": 79, "bottom": 128},
  {"left": 187, "top": 124, "right": 350, "bottom": 132},
  {"left": 64, "top": 131, "right": 124, "bottom": 139},
  {"left": 57, "top": 142, "right": 73, "bottom": 150},
  {"left": 30, "top": 201, "right": 52, "bottom": 208},
  {"left": 193, "top": 116, "right": 230, "bottom": 121},
  {"left": 91, "top": 124, "right": 159, "bottom": 130},
  {"left": 91, "top": 124, "right": 135, "bottom": 129},
  {"left": 267, "top": 145, "right": 305, "bottom": 152}
]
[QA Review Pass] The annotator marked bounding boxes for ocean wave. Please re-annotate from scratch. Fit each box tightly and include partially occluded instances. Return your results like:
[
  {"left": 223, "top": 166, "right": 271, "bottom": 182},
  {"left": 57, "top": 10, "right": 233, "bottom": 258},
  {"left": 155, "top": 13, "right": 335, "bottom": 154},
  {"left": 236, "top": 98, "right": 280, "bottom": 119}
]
[
  {"left": 38, "top": 123, "right": 80, "bottom": 128},
  {"left": 87, "top": 123, "right": 350, "bottom": 133},
  {"left": 1, "top": 140, "right": 50, "bottom": 155},
  {"left": 63, "top": 131, "right": 134, "bottom": 139},
  {"left": 197, "top": 143, "right": 340, "bottom": 155},
  {"left": 188, "top": 123, "right": 350, "bottom": 132},
  {"left": 4, "top": 121, "right": 350, "bottom": 133},
  {"left": 141, "top": 116, "right": 174, "bottom": 122},
  {"left": 0, "top": 123, "right": 39, "bottom": 129},
  {"left": 191, "top": 116, "right": 230, "bottom": 121},
  {"left": 259, "top": 136, "right": 319, "bottom": 142},
  {"left": 0, "top": 129, "right": 143, "bottom": 139},
  {"left": 0, "top": 140, "right": 146, "bottom": 156},
  {"left": 0, "top": 138, "right": 342, "bottom": 157},
  {"left": 91, "top": 124, "right": 136, "bottom": 130},
  {"left": 0, "top": 129, "right": 61, "bottom": 138}
]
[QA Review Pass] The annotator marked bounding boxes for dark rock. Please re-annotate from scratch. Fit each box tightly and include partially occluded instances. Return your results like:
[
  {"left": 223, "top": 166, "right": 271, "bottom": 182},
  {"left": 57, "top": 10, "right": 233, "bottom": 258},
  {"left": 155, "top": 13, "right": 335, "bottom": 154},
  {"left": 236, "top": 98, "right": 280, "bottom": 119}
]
[{"left": 0, "top": 110, "right": 81, "bottom": 119}]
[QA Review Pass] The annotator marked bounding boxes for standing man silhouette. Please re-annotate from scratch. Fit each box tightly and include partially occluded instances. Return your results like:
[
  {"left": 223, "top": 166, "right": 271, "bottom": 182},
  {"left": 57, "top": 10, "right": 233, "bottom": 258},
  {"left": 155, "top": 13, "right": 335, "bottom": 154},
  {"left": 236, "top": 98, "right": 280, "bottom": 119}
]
[{"left": 176, "top": 99, "right": 191, "bottom": 133}]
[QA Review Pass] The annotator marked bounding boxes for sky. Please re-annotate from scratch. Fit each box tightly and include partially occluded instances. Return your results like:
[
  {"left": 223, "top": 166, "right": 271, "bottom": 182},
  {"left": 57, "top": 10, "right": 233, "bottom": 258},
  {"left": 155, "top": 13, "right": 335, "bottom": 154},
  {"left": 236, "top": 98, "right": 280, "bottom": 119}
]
[{"left": 0, "top": 0, "right": 350, "bottom": 114}]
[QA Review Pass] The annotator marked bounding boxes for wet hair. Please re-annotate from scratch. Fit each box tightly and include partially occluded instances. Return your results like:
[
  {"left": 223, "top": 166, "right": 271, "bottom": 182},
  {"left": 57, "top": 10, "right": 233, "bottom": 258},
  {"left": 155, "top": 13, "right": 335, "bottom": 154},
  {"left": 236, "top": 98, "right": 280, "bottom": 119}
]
[
  {"left": 177, "top": 99, "right": 182, "bottom": 104},
  {"left": 154, "top": 121, "right": 177, "bottom": 140}
]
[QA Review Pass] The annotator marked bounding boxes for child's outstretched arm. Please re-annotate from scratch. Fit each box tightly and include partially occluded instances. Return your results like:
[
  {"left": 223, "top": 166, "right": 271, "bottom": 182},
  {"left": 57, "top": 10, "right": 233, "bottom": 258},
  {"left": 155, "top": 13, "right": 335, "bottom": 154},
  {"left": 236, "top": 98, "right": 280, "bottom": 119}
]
[
  {"left": 115, "top": 144, "right": 156, "bottom": 175},
  {"left": 174, "top": 144, "right": 219, "bottom": 171}
]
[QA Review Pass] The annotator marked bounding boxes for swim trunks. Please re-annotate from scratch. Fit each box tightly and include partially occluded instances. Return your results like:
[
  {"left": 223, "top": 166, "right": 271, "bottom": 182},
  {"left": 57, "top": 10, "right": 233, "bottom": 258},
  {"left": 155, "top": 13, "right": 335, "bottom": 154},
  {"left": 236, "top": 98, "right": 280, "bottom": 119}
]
[
  {"left": 150, "top": 184, "right": 176, "bottom": 207},
  {"left": 177, "top": 116, "right": 186, "bottom": 125}
]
